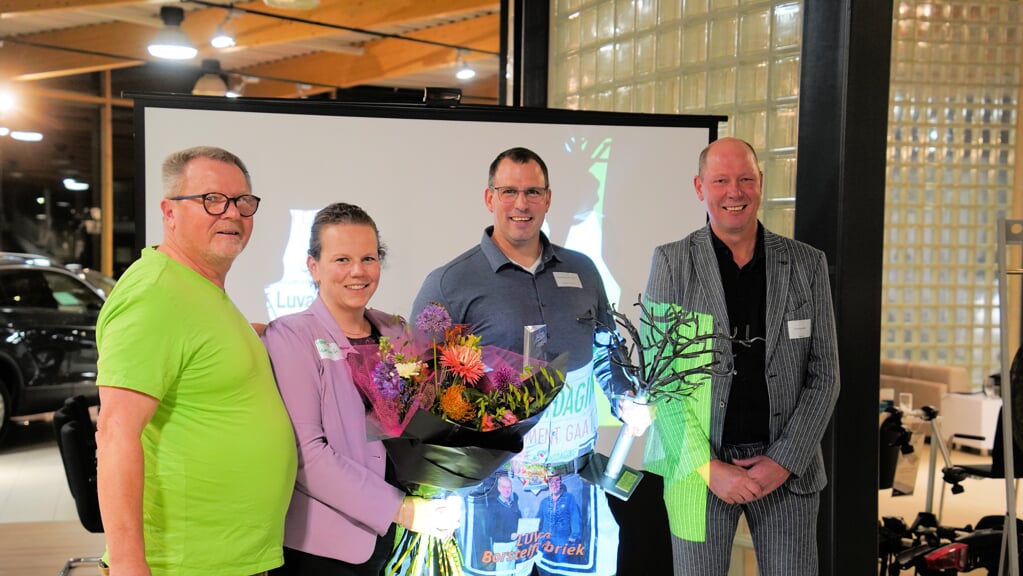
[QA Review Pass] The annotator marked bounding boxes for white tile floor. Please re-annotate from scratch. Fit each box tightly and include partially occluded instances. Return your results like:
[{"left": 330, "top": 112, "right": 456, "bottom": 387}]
[
  {"left": 879, "top": 423, "right": 1023, "bottom": 530},
  {"left": 0, "top": 417, "right": 79, "bottom": 524},
  {"left": 877, "top": 421, "right": 1023, "bottom": 576},
  {"left": 1, "top": 412, "right": 1020, "bottom": 572}
]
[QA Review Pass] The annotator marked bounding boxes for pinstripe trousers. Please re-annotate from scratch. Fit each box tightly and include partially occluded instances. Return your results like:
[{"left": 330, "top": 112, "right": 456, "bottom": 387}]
[{"left": 669, "top": 442, "right": 820, "bottom": 576}]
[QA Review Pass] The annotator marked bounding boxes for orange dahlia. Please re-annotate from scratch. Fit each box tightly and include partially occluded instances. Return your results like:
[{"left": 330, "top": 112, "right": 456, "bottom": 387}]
[
  {"left": 440, "top": 344, "right": 485, "bottom": 384},
  {"left": 439, "top": 383, "right": 474, "bottom": 422}
]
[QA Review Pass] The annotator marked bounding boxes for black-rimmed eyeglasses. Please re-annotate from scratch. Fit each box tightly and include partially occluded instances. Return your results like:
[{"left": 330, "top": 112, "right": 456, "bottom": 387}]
[
  {"left": 489, "top": 186, "right": 549, "bottom": 205},
  {"left": 169, "top": 192, "right": 261, "bottom": 217}
]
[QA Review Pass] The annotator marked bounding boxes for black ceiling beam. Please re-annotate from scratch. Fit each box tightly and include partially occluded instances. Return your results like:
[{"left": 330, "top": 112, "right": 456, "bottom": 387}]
[{"left": 182, "top": 0, "right": 500, "bottom": 56}]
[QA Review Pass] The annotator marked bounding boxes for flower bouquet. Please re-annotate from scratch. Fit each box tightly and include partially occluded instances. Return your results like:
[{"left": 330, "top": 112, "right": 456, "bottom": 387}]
[{"left": 348, "top": 303, "right": 565, "bottom": 576}]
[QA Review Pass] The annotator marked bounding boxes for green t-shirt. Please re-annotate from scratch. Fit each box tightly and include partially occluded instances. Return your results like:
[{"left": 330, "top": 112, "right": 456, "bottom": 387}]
[{"left": 97, "top": 247, "right": 297, "bottom": 575}]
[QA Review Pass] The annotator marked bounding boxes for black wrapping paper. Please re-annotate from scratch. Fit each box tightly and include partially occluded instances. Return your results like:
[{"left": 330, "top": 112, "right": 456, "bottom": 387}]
[{"left": 384, "top": 409, "right": 546, "bottom": 491}]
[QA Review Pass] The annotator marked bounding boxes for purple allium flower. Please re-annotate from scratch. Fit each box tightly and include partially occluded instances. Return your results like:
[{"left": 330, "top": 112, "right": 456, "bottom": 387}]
[
  {"left": 489, "top": 366, "right": 520, "bottom": 392},
  {"left": 416, "top": 303, "right": 452, "bottom": 336},
  {"left": 372, "top": 361, "right": 403, "bottom": 400}
]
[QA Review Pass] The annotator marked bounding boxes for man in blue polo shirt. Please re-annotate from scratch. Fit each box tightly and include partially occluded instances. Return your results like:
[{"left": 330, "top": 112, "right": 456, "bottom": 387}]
[{"left": 412, "top": 146, "right": 650, "bottom": 576}]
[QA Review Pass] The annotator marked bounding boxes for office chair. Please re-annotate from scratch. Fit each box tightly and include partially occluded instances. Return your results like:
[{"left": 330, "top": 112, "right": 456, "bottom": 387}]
[
  {"left": 944, "top": 347, "right": 1023, "bottom": 490},
  {"left": 53, "top": 395, "right": 104, "bottom": 575},
  {"left": 879, "top": 406, "right": 915, "bottom": 491},
  {"left": 953, "top": 406, "right": 1023, "bottom": 481}
]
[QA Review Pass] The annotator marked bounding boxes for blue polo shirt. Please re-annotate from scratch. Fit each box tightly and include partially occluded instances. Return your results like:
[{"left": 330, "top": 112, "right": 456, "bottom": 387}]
[{"left": 412, "top": 227, "right": 632, "bottom": 463}]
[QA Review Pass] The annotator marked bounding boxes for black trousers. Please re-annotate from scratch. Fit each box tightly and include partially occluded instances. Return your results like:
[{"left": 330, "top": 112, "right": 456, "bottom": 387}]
[{"left": 271, "top": 525, "right": 396, "bottom": 576}]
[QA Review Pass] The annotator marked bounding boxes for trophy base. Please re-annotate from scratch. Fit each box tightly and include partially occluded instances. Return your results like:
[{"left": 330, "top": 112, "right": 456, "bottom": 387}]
[{"left": 579, "top": 452, "right": 644, "bottom": 501}]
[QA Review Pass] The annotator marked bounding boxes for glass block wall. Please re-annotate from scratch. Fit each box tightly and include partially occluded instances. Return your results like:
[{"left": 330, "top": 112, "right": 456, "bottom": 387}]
[
  {"left": 547, "top": 2, "right": 806, "bottom": 568},
  {"left": 550, "top": 0, "right": 805, "bottom": 236},
  {"left": 882, "top": 0, "right": 1021, "bottom": 385}
]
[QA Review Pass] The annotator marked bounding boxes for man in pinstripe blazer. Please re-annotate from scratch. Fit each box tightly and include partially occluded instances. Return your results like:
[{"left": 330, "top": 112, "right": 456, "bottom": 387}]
[{"left": 642, "top": 137, "right": 840, "bottom": 575}]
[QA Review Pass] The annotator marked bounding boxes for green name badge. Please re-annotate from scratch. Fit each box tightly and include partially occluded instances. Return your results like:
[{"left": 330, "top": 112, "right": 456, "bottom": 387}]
[{"left": 616, "top": 470, "right": 639, "bottom": 492}]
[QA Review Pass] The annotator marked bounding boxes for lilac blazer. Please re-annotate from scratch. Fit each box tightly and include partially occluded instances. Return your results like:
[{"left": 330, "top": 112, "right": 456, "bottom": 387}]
[{"left": 262, "top": 298, "right": 406, "bottom": 564}]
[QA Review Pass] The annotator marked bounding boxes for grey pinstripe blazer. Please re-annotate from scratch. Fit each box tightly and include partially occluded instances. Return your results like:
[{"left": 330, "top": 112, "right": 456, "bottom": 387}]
[{"left": 643, "top": 224, "right": 840, "bottom": 494}]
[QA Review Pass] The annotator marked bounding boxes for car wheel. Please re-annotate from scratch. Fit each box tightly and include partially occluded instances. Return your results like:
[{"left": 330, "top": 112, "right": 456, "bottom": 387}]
[{"left": 0, "top": 379, "right": 9, "bottom": 443}]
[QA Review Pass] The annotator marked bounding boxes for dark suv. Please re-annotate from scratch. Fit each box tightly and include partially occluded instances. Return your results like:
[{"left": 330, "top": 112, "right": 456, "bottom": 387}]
[{"left": 0, "top": 253, "right": 104, "bottom": 441}]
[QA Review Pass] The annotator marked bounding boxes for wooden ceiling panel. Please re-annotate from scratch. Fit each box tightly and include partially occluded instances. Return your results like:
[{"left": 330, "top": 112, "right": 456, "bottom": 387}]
[
  {"left": 214, "top": 0, "right": 497, "bottom": 51},
  {"left": 238, "top": 13, "right": 499, "bottom": 89},
  {"left": 249, "top": 0, "right": 498, "bottom": 28},
  {"left": 1, "top": 0, "right": 506, "bottom": 192},
  {"left": 1, "top": 0, "right": 144, "bottom": 17},
  {"left": 3, "top": 0, "right": 500, "bottom": 92},
  {"left": 1, "top": 41, "right": 142, "bottom": 81}
]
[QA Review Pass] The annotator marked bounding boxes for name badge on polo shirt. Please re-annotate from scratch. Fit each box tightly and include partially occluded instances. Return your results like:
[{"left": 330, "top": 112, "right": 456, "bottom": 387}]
[
  {"left": 788, "top": 319, "right": 812, "bottom": 339},
  {"left": 553, "top": 272, "right": 582, "bottom": 288},
  {"left": 315, "top": 339, "right": 343, "bottom": 360}
]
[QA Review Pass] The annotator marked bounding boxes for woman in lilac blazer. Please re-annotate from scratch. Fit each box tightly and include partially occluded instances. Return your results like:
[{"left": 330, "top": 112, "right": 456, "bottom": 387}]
[{"left": 262, "top": 203, "right": 460, "bottom": 576}]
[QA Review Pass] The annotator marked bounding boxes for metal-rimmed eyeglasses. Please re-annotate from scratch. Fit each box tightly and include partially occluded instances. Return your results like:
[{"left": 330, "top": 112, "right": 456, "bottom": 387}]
[
  {"left": 489, "top": 186, "right": 549, "bottom": 204},
  {"left": 169, "top": 193, "right": 261, "bottom": 217}
]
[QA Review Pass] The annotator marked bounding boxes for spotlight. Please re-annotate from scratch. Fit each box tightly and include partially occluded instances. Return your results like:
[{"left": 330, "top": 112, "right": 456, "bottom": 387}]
[
  {"left": 63, "top": 178, "right": 90, "bottom": 192},
  {"left": 11, "top": 131, "right": 43, "bottom": 142},
  {"left": 148, "top": 6, "right": 198, "bottom": 60},
  {"left": 211, "top": 29, "right": 235, "bottom": 49},
  {"left": 455, "top": 50, "right": 476, "bottom": 81},
  {"left": 192, "top": 59, "right": 229, "bottom": 96},
  {"left": 211, "top": 10, "right": 236, "bottom": 48}
]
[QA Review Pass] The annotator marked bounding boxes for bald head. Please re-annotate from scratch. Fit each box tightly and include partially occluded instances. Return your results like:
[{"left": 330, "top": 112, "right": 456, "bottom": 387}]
[
  {"left": 693, "top": 137, "right": 763, "bottom": 244},
  {"left": 698, "top": 137, "right": 759, "bottom": 178}
]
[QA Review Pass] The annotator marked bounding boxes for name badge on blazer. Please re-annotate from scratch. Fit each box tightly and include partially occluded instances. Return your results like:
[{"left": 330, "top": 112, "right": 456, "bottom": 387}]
[
  {"left": 788, "top": 319, "right": 812, "bottom": 339},
  {"left": 315, "top": 339, "right": 343, "bottom": 360}
]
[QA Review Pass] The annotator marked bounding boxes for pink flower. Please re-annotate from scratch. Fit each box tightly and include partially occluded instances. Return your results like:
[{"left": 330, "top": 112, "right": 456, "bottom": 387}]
[
  {"left": 440, "top": 344, "right": 485, "bottom": 385},
  {"left": 500, "top": 410, "right": 518, "bottom": 426},
  {"left": 481, "top": 413, "right": 498, "bottom": 431}
]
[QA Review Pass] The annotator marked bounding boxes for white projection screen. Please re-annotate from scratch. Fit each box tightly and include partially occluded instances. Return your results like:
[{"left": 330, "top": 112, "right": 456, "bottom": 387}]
[
  {"left": 136, "top": 96, "right": 719, "bottom": 330},
  {"left": 136, "top": 96, "right": 721, "bottom": 468}
]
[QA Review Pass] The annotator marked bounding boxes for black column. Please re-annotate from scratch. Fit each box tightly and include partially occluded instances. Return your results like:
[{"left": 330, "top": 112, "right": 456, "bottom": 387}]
[
  {"left": 498, "top": 0, "right": 510, "bottom": 105},
  {"left": 794, "top": 0, "right": 892, "bottom": 575},
  {"left": 512, "top": 0, "right": 549, "bottom": 108}
]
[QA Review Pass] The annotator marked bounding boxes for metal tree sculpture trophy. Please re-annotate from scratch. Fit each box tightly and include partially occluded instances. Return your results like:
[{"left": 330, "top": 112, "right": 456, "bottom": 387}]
[{"left": 580, "top": 296, "right": 749, "bottom": 500}]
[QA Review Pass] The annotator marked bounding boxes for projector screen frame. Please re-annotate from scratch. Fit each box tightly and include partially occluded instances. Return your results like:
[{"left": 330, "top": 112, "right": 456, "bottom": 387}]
[{"left": 133, "top": 94, "right": 725, "bottom": 325}]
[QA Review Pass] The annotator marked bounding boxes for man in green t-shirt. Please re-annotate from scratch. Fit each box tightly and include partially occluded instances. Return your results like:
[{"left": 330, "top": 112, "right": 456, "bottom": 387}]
[{"left": 96, "top": 146, "right": 297, "bottom": 576}]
